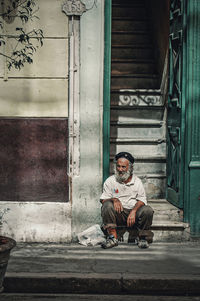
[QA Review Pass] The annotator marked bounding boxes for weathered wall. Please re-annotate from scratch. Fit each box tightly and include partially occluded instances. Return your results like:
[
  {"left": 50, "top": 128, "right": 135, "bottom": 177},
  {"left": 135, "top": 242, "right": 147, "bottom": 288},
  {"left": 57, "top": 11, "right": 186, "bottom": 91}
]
[
  {"left": 0, "top": 202, "right": 71, "bottom": 242},
  {"left": 71, "top": 0, "right": 104, "bottom": 238},
  {"left": 0, "top": 0, "right": 104, "bottom": 242},
  {"left": 0, "top": 0, "right": 68, "bottom": 117},
  {"left": 0, "top": 118, "right": 69, "bottom": 202},
  {"left": 0, "top": 0, "right": 71, "bottom": 242}
]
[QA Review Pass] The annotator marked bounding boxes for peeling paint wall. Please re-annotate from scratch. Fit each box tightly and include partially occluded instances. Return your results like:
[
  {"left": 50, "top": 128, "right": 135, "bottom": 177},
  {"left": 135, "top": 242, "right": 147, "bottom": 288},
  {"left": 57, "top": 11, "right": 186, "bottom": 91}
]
[
  {"left": 0, "top": 0, "right": 70, "bottom": 242},
  {"left": 0, "top": 202, "right": 71, "bottom": 242},
  {"left": 71, "top": 0, "right": 104, "bottom": 238},
  {"left": 0, "top": 0, "right": 68, "bottom": 117},
  {"left": 0, "top": 0, "right": 104, "bottom": 242}
]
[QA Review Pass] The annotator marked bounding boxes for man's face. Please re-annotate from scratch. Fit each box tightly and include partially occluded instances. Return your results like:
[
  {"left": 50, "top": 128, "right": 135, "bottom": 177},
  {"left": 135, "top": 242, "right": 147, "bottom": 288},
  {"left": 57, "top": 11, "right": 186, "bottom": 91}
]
[
  {"left": 115, "top": 158, "right": 131, "bottom": 183},
  {"left": 116, "top": 158, "right": 129, "bottom": 175}
]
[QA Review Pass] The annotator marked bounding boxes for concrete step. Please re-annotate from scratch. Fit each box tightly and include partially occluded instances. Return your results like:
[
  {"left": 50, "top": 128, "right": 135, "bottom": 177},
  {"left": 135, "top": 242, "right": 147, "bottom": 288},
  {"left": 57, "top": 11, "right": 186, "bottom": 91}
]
[
  {"left": 112, "top": 32, "right": 150, "bottom": 45},
  {"left": 4, "top": 242, "right": 200, "bottom": 295},
  {"left": 112, "top": 60, "right": 156, "bottom": 75},
  {"left": 112, "top": 45, "right": 154, "bottom": 60},
  {"left": 110, "top": 119, "right": 166, "bottom": 128},
  {"left": 111, "top": 89, "right": 163, "bottom": 106},
  {"left": 111, "top": 74, "right": 159, "bottom": 90},
  {"left": 149, "top": 199, "right": 182, "bottom": 222},
  {"left": 112, "top": 19, "right": 148, "bottom": 31},
  {"left": 113, "top": 0, "right": 146, "bottom": 7},
  {"left": 141, "top": 175, "right": 166, "bottom": 199},
  {"left": 110, "top": 122, "right": 165, "bottom": 139},
  {"left": 110, "top": 137, "right": 166, "bottom": 144},
  {"left": 110, "top": 140, "right": 166, "bottom": 157},
  {"left": 110, "top": 107, "right": 164, "bottom": 121},
  {"left": 112, "top": 6, "right": 148, "bottom": 19},
  {"left": 150, "top": 222, "right": 190, "bottom": 242},
  {"left": 110, "top": 120, "right": 165, "bottom": 126},
  {"left": 2, "top": 294, "right": 200, "bottom": 301}
]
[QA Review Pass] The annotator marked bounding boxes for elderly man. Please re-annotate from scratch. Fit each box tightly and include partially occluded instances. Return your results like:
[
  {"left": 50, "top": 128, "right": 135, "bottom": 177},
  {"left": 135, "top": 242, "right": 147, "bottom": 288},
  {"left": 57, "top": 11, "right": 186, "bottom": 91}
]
[{"left": 100, "top": 152, "right": 154, "bottom": 249}]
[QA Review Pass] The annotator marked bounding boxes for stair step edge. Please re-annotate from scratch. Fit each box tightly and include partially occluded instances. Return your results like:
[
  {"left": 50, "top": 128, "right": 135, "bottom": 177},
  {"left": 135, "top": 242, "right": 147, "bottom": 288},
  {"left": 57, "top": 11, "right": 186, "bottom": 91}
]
[
  {"left": 110, "top": 137, "right": 166, "bottom": 143},
  {"left": 137, "top": 173, "right": 166, "bottom": 179},
  {"left": 151, "top": 222, "right": 189, "bottom": 229},
  {"left": 112, "top": 74, "right": 158, "bottom": 78},
  {"left": 110, "top": 106, "right": 164, "bottom": 110},
  {"left": 112, "top": 59, "right": 155, "bottom": 63},
  {"left": 110, "top": 120, "right": 165, "bottom": 126},
  {"left": 148, "top": 199, "right": 173, "bottom": 203},
  {"left": 112, "top": 88, "right": 161, "bottom": 93},
  {"left": 112, "top": 17, "right": 147, "bottom": 20},
  {"left": 112, "top": 31, "right": 150, "bottom": 35},
  {"left": 110, "top": 155, "right": 166, "bottom": 161},
  {"left": 112, "top": 4, "right": 146, "bottom": 8},
  {"left": 112, "top": 44, "right": 153, "bottom": 49}
]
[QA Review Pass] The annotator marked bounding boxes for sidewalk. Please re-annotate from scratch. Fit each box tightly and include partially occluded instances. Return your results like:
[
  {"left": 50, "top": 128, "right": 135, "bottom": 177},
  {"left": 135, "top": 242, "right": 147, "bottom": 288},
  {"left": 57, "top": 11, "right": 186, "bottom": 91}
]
[{"left": 3, "top": 241, "right": 200, "bottom": 296}]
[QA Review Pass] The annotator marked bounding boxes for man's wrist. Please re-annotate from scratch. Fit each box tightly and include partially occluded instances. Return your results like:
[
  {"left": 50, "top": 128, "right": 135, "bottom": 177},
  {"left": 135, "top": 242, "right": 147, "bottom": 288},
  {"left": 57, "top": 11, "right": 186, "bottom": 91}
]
[
  {"left": 111, "top": 198, "right": 120, "bottom": 203},
  {"left": 100, "top": 198, "right": 119, "bottom": 204}
]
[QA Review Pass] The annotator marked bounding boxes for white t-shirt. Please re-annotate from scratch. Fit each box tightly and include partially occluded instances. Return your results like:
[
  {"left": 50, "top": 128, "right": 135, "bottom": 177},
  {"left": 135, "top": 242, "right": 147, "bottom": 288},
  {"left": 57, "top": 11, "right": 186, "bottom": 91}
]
[{"left": 100, "top": 175, "right": 147, "bottom": 210}]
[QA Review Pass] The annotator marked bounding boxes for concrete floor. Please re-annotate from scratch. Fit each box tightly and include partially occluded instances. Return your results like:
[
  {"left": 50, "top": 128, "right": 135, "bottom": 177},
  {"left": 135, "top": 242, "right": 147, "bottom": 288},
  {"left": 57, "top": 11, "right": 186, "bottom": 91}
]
[
  {"left": 1, "top": 294, "right": 200, "bottom": 301},
  {"left": 3, "top": 242, "right": 200, "bottom": 296}
]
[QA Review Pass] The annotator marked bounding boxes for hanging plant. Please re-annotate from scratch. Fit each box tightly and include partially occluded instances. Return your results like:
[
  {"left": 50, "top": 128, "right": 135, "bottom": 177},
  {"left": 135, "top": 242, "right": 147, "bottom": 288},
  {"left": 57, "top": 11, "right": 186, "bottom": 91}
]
[{"left": 0, "top": 0, "right": 43, "bottom": 70}]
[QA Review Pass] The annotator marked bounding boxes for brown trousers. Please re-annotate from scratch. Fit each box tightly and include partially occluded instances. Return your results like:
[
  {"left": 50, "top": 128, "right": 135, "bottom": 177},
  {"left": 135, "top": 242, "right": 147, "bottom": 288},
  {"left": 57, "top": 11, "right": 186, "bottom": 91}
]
[{"left": 101, "top": 201, "right": 154, "bottom": 242}]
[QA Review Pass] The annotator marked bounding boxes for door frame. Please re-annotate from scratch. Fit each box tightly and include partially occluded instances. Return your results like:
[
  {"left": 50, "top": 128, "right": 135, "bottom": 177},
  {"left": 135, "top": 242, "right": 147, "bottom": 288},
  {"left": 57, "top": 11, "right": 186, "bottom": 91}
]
[
  {"left": 167, "top": 0, "right": 187, "bottom": 209},
  {"left": 103, "top": 0, "right": 112, "bottom": 182}
]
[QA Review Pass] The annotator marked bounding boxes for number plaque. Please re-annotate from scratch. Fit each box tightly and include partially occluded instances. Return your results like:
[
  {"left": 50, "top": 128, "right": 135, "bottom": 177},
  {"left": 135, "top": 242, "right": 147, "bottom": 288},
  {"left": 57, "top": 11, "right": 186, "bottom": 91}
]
[{"left": 62, "top": 0, "right": 86, "bottom": 16}]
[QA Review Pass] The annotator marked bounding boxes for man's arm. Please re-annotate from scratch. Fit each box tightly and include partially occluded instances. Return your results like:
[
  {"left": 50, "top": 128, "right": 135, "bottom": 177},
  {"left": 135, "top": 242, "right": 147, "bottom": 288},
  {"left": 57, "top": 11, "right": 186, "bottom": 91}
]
[
  {"left": 127, "top": 200, "right": 144, "bottom": 227},
  {"left": 100, "top": 198, "right": 123, "bottom": 213}
]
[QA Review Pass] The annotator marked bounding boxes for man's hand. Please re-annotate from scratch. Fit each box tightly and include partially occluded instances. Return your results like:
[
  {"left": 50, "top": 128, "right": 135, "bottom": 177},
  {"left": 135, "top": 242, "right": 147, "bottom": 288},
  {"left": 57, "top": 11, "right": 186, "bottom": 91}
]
[
  {"left": 112, "top": 198, "right": 123, "bottom": 213},
  {"left": 127, "top": 210, "right": 136, "bottom": 227}
]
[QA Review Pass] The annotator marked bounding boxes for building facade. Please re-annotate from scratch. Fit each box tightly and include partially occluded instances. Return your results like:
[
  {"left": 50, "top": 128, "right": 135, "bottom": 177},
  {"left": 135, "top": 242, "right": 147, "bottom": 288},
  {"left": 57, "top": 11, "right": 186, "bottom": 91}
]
[{"left": 0, "top": 0, "right": 200, "bottom": 242}]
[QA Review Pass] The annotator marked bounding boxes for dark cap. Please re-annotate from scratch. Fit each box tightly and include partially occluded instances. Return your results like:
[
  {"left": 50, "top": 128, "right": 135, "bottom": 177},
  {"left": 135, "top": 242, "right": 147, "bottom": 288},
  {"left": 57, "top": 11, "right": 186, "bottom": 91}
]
[{"left": 115, "top": 152, "right": 134, "bottom": 164}]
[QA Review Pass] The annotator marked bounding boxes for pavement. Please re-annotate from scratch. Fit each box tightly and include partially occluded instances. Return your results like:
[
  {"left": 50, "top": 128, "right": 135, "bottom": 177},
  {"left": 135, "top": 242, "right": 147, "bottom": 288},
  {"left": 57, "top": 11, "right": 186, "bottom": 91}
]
[
  {"left": 2, "top": 241, "right": 200, "bottom": 297},
  {"left": 1, "top": 294, "right": 200, "bottom": 301}
]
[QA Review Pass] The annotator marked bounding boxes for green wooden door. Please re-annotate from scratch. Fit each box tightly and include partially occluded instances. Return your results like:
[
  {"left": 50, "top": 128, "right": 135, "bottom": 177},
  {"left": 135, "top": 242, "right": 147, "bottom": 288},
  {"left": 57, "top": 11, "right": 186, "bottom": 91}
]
[{"left": 167, "top": 0, "right": 186, "bottom": 208}]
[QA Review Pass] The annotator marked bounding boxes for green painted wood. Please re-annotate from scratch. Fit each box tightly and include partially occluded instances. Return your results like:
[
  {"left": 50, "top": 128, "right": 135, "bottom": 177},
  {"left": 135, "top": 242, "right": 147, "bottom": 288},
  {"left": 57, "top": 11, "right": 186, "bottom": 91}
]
[
  {"left": 103, "top": 0, "right": 112, "bottom": 182},
  {"left": 167, "top": 0, "right": 200, "bottom": 236},
  {"left": 185, "top": 0, "right": 200, "bottom": 236},
  {"left": 167, "top": 0, "right": 185, "bottom": 209},
  {"left": 181, "top": 0, "right": 188, "bottom": 222}
]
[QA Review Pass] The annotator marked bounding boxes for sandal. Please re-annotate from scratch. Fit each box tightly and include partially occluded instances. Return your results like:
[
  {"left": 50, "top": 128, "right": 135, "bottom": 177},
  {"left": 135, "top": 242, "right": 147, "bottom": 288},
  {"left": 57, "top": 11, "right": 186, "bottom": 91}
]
[{"left": 101, "top": 235, "right": 118, "bottom": 249}]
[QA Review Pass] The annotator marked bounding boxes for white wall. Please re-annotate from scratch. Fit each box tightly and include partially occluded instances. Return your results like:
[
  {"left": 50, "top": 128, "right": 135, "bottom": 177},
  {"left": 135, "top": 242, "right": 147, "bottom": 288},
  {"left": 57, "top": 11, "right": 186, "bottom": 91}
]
[
  {"left": 71, "top": 0, "right": 104, "bottom": 238},
  {"left": 0, "top": 202, "right": 71, "bottom": 242},
  {"left": 0, "top": 0, "right": 68, "bottom": 117},
  {"left": 0, "top": 0, "right": 70, "bottom": 242},
  {"left": 0, "top": 0, "right": 104, "bottom": 242}
]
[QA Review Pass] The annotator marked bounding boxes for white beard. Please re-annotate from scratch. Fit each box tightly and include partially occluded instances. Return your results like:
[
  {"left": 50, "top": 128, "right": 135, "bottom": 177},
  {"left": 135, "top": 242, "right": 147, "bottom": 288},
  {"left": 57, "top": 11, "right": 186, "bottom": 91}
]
[{"left": 114, "top": 168, "right": 132, "bottom": 183}]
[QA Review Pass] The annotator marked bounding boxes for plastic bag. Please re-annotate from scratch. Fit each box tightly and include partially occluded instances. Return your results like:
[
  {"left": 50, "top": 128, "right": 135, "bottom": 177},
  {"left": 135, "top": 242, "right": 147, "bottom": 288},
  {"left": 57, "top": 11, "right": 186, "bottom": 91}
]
[{"left": 77, "top": 224, "right": 105, "bottom": 246}]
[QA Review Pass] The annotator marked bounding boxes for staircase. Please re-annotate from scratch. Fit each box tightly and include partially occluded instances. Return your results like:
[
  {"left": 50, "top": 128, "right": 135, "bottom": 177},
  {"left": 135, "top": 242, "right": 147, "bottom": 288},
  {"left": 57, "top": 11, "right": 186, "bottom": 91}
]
[{"left": 110, "top": 0, "right": 189, "bottom": 241}]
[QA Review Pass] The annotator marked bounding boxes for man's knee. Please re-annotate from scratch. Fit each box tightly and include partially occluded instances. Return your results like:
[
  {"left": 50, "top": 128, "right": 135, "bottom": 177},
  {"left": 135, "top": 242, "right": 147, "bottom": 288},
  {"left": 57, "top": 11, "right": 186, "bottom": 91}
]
[
  {"left": 137, "top": 205, "right": 154, "bottom": 218},
  {"left": 101, "top": 200, "right": 114, "bottom": 213},
  {"left": 144, "top": 205, "right": 154, "bottom": 217}
]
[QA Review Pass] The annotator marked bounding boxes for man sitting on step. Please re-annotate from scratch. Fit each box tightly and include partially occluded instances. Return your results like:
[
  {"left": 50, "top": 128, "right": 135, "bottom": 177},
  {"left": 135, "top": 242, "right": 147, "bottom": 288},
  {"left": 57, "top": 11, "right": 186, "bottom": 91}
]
[{"left": 100, "top": 151, "right": 154, "bottom": 249}]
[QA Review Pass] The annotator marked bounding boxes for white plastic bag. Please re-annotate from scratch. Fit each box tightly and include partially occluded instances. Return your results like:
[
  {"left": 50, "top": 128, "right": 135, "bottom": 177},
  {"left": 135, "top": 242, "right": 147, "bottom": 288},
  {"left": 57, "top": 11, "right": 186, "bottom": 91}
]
[{"left": 77, "top": 224, "right": 105, "bottom": 246}]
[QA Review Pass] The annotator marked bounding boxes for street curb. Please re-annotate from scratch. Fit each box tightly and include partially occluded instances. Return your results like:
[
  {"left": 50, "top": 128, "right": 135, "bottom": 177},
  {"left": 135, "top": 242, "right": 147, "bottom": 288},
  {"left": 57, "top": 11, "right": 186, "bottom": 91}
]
[{"left": 3, "top": 273, "right": 200, "bottom": 296}]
